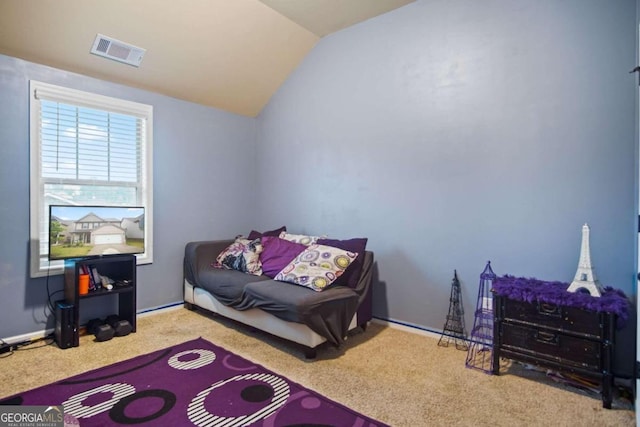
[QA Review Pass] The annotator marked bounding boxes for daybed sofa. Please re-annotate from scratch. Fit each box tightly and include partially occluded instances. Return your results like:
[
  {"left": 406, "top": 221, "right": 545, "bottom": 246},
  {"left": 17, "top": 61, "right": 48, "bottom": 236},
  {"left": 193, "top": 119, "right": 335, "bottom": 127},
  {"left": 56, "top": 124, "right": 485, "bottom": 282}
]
[{"left": 183, "top": 236, "right": 374, "bottom": 358}]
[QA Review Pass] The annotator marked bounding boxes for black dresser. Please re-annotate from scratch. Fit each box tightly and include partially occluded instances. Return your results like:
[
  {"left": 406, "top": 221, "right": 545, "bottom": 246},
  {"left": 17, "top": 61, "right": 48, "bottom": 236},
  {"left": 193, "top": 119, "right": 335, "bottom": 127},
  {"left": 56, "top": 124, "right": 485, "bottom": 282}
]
[{"left": 492, "top": 294, "right": 615, "bottom": 408}]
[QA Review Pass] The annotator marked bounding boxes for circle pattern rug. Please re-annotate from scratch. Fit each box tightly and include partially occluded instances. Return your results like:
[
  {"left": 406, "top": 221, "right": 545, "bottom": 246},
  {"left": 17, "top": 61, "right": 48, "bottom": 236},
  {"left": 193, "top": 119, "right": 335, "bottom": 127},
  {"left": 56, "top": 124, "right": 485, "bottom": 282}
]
[{"left": 0, "top": 337, "right": 387, "bottom": 426}]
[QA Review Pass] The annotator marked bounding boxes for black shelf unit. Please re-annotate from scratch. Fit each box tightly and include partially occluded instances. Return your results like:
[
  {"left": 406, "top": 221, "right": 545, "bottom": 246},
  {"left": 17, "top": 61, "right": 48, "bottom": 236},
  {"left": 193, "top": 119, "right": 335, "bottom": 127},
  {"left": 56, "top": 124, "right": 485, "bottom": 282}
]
[{"left": 64, "top": 254, "right": 137, "bottom": 346}]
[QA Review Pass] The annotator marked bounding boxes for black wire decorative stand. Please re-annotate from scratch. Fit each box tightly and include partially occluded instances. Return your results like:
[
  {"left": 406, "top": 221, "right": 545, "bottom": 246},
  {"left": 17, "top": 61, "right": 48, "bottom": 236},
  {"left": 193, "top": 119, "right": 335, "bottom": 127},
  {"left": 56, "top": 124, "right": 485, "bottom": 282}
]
[
  {"left": 465, "top": 261, "right": 497, "bottom": 374},
  {"left": 437, "top": 270, "right": 468, "bottom": 350}
]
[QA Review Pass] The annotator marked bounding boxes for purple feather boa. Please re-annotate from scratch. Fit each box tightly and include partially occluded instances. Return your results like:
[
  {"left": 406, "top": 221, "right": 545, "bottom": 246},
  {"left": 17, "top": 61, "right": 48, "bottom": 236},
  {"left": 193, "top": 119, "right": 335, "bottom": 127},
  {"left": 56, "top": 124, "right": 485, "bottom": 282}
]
[{"left": 492, "top": 275, "right": 630, "bottom": 328}]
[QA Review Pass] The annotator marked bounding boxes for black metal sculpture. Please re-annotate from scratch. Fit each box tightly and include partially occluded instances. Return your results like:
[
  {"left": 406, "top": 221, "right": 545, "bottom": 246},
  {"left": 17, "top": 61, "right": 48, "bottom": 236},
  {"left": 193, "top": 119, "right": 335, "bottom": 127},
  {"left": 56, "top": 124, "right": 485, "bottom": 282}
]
[{"left": 437, "top": 270, "right": 468, "bottom": 350}]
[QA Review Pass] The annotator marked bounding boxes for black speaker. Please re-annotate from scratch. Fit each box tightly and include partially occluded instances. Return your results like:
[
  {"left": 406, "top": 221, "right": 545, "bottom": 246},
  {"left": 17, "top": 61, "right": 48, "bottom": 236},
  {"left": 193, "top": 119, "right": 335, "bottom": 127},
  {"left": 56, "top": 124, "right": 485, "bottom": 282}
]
[{"left": 55, "top": 300, "right": 75, "bottom": 349}]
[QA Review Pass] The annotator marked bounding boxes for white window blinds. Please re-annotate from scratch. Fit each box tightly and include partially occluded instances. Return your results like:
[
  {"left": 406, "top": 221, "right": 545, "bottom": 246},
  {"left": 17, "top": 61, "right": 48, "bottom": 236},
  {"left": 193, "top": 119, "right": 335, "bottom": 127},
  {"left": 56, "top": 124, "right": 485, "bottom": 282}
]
[{"left": 40, "top": 100, "right": 142, "bottom": 183}]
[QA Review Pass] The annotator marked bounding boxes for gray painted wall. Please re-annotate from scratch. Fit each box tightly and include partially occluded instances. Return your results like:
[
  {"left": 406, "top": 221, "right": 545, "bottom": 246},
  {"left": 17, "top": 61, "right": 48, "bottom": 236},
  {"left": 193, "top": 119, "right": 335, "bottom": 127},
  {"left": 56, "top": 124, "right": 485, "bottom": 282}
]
[
  {"left": 256, "top": 0, "right": 637, "bottom": 353},
  {"left": 0, "top": 54, "right": 258, "bottom": 338}
]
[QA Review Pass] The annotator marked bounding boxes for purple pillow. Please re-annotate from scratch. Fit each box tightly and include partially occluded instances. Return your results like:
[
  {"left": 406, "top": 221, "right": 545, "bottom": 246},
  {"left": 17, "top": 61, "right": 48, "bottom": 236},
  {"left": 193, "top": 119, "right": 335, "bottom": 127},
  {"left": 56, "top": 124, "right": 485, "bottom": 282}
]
[
  {"left": 259, "top": 236, "right": 306, "bottom": 278},
  {"left": 317, "top": 237, "right": 368, "bottom": 288},
  {"left": 247, "top": 226, "right": 287, "bottom": 240}
]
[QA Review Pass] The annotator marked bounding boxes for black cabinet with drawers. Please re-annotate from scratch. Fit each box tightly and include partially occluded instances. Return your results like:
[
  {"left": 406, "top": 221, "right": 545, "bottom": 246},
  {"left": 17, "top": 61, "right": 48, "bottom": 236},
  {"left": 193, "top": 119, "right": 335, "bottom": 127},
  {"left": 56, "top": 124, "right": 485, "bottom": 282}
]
[{"left": 492, "top": 295, "right": 615, "bottom": 408}]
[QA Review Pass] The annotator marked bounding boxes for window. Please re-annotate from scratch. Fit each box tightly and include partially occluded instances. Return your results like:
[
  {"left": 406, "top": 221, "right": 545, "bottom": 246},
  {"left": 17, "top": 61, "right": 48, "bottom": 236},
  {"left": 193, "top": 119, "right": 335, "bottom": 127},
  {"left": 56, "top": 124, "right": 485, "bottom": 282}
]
[{"left": 29, "top": 81, "right": 153, "bottom": 277}]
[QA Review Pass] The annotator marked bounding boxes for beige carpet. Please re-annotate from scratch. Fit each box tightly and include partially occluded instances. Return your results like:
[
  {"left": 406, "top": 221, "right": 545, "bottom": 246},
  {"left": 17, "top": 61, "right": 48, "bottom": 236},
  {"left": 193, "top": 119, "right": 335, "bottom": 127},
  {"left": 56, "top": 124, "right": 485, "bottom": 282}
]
[{"left": 0, "top": 307, "right": 635, "bottom": 426}]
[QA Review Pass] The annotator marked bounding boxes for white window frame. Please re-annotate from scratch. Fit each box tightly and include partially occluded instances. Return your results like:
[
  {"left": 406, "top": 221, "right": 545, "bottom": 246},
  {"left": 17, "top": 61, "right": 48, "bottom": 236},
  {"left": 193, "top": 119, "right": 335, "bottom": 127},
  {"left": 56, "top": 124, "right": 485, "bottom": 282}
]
[{"left": 29, "top": 80, "right": 153, "bottom": 277}]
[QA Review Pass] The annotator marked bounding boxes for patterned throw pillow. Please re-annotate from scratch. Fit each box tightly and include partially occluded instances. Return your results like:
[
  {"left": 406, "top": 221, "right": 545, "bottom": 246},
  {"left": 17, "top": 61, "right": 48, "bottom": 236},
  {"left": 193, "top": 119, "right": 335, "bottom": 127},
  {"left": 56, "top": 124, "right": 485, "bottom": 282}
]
[
  {"left": 213, "top": 237, "right": 263, "bottom": 276},
  {"left": 278, "top": 231, "right": 325, "bottom": 246},
  {"left": 317, "top": 237, "right": 368, "bottom": 288},
  {"left": 274, "top": 244, "right": 358, "bottom": 292}
]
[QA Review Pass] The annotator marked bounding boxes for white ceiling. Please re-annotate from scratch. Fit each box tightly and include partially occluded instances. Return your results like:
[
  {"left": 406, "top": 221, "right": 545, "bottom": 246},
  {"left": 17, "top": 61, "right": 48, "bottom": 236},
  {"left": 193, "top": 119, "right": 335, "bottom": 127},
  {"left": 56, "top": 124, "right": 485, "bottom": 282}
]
[{"left": 0, "top": 0, "right": 414, "bottom": 117}]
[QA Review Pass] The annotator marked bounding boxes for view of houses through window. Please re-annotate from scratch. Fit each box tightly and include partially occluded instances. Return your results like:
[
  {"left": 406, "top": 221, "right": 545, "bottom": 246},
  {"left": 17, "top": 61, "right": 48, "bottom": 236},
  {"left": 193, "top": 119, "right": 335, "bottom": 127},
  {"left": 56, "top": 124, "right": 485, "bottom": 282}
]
[
  {"left": 30, "top": 81, "right": 153, "bottom": 277},
  {"left": 49, "top": 206, "right": 145, "bottom": 260}
]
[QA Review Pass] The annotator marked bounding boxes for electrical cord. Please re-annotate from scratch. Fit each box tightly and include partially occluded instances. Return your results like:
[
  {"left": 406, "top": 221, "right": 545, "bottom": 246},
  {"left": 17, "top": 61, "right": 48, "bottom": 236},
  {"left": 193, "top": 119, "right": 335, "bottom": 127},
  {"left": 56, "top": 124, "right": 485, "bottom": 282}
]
[
  {"left": 0, "top": 335, "right": 56, "bottom": 358},
  {"left": 49, "top": 289, "right": 64, "bottom": 303},
  {"left": 0, "top": 338, "right": 11, "bottom": 358},
  {"left": 0, "top": 337, "right": 16, "bottom": 358},
  {"left": 45, "top": 260, "right": 57, "bottom": 315},
  {"left": 44, "top": 259, "right": 66, "bottom": 333},
  {"left": 15, "top": 335, "right": 56, "bottom": 351},
  {"left": 1, "top": 260, "right": 61, "bottom": 359}
]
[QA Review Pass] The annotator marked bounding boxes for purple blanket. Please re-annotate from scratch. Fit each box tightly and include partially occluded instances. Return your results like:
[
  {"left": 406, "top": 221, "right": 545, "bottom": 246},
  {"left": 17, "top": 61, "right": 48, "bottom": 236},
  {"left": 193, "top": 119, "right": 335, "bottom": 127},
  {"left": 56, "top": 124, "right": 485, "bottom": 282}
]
[{"left": 492, "top": 275, "right": 630, "bottom": 327}]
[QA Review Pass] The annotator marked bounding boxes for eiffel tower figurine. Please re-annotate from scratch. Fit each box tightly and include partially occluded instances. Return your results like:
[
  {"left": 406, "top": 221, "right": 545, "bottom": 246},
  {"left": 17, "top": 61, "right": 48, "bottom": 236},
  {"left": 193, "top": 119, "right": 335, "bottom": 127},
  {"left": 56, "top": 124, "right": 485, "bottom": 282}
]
[
  {"left": 465, "top": 261, "right": 497, "bottom": 374},
  {"left": 566, "top": 223, "right": 604, "bottom": 297},
  {"left": 438, "top": 270, "right": 468, "bottom": 350}
]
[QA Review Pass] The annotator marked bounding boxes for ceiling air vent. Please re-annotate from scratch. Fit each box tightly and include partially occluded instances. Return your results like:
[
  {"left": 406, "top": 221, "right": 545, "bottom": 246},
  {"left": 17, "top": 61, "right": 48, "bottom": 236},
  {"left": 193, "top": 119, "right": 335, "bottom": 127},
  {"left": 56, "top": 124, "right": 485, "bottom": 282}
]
[{"left": 90, "top": 34, "right": 146, "bottom": 67}]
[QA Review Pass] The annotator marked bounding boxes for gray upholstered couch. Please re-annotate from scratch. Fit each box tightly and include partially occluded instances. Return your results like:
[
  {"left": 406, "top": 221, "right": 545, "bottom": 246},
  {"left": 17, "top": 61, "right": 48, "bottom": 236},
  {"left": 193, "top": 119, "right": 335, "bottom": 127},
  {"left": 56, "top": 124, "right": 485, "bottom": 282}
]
[{"left": 183, "top": 239, "right": 374, "bottom": 358}]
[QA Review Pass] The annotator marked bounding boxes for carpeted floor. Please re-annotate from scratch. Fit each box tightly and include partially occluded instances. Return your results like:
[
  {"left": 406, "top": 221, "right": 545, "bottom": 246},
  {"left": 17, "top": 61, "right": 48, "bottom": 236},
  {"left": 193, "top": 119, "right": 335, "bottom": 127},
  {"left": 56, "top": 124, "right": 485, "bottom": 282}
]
[{"left": 0, "top": 307, "right": 635, "bottom": 426}]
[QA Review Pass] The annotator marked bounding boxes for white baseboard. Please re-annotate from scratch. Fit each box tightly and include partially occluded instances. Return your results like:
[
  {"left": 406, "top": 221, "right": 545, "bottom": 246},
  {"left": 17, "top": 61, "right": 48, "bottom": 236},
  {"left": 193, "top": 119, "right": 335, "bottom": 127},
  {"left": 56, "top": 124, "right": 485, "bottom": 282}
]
[
  {"left": 372, "top": 317, "right": 452, "bottom": 341},
  {"left": 3, "top": 308, "right": 458, "bottom": 347},
  {"left": 137, "top": 301, "right": 184, "bottom": 318},
  {"left": 144, "top": 307, "right": 453, "bottom": 343},
  {"left": 1, "top": 302, "right": 185, "bottom": 345},
  {"left": 2, "top": 328, "right": 55, "bottom": 346}
]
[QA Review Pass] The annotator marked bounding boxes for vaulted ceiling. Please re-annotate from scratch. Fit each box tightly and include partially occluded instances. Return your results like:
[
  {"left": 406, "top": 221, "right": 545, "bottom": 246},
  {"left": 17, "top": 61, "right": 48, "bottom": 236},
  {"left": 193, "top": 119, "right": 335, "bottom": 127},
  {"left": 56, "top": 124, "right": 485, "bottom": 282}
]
[{"left": 0, "top": 0, "right": 414, "bottom": 117}]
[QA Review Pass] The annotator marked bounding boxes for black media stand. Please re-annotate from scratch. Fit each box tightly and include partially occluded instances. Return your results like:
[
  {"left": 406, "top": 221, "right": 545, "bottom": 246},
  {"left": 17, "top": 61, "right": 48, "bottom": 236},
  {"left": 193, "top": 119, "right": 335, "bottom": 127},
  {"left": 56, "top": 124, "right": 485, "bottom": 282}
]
[{"left": 63, "top": 254, "right": 137, "bottom": 346}]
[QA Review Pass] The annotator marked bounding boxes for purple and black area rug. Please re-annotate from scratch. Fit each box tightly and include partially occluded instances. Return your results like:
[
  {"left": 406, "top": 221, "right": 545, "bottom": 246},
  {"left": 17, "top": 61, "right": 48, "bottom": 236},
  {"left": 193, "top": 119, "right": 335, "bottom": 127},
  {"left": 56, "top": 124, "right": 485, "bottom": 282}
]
[{"left": 1, "top": 337, "right": 387, "bottom": 426}]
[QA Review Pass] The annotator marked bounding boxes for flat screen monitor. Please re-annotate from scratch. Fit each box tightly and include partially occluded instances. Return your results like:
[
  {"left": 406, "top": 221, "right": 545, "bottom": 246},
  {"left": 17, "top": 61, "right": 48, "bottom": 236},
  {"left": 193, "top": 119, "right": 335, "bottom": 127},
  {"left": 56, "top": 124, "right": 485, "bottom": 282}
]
[{"left": 49, "top": 205, "right": 145, "bottom": 260}]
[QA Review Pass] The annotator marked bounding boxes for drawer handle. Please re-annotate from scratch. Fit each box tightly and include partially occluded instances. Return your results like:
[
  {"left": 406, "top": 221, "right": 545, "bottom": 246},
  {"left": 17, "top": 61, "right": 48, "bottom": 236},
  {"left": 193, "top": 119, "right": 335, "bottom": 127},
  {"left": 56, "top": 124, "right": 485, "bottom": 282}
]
[
  {"left": 537, "top": 302, "right": 561, "bottom": 317},
  {"left": 535, "top": 331, "right": 559, "bottom": 346}
]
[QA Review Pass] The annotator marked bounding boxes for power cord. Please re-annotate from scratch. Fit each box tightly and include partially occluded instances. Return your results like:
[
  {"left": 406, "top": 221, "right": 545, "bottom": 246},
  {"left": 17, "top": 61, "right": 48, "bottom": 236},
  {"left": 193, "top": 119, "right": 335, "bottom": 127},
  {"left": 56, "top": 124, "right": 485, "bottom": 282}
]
[
  {"left": 45, "top": 259, "right": 60, "bottom": 315},
  {"left": 0, "top": 339, "right": 11, "bottom": 358},
  {"left": 15, "top": 335, "right": 56, "bottom": 351},
  {"left": 0, "top": 335, "right": 56, "bottom": 358},
  {"left": 0, "top": 261, "right": 62, "bottom": 358}
]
